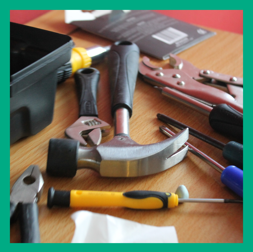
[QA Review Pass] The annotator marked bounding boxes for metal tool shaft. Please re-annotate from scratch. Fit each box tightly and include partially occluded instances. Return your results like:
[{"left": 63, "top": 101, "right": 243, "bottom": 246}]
[
  {"left": 158, "top": 113, "right": 225, "bottom": 150},
  {"left": 114, "top": 108, "right": 130, "bottom": 136},
  {"left": 86, "top": 45, "right": 110, "bottom": 65},
  {"left": 178, "top": 198, "right": 242, "bottom": 203},
  {"left": 179, "top": 198, "right": 224, "bottom": 203}
]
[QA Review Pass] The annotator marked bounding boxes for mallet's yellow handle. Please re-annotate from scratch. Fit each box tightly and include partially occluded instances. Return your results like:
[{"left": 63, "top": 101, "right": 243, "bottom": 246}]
[{"left": 47, "top": 188, "right": 179, "bottom": 209}]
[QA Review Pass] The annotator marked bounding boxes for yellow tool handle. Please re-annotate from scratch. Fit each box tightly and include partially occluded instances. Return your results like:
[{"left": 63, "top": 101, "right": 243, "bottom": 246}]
[
  {"left": 70, "top": 47, "right": 92, "bottom": 76},
  {"left": 57, "top": 47, "right": 92, "bottom": 84},
  {"left": 47, "top": 188, "right": 179, "bottom": 209}
]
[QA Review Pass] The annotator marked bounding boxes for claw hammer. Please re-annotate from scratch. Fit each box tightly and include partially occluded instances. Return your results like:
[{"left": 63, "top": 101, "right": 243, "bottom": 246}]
[{"left": 46, "top": 41, "right": 189, "bottom": 178}]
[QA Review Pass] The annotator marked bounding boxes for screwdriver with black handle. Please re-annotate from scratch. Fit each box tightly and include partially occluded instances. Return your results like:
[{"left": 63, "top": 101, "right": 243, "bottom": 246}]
[
  {"left": 47, "top": 187, "right": 242, "bottom": 210},
  {"left": 57, "top": 45, "right": 110, "bottom": 84},
  {"left": 157, "top": 113, "right": 243, "bottom": 168},
  {"left": 157, "top": 87, "right": 243, "bottom": 141}
]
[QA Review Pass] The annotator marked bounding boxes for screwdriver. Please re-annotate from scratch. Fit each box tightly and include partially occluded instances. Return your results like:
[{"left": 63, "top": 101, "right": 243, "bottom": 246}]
[
  {"left": 157, "top": 113, "right": 243, "bottom": 168},
  {"left": 57, "top": 45, "right": 110, "bottom": 84},
  {"left": 159, "top": 126, "right": 243, "bottom": 198},
  {"left": 47, "top": 187, "right": 242, "bottom": 210},
  {"left": 158, "top": 86, "right": 243, "bottom": 141}
]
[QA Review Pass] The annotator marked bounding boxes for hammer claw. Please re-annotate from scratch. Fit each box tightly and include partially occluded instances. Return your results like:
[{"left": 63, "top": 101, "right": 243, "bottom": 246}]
[
  {"left": 163, "top": 145, "right": 189, "bottom": 169},
  {"left": 158, "top": 128, "right": 189, "bottom": 159}
]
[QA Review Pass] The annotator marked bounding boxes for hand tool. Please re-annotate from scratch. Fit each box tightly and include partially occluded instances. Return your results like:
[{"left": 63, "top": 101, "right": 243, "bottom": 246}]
[
  {"left": 160, "top": 126, "right": 243, "bottom": 198},
  {"left": 46, "top": 41, "right": 189, "bottom": 178},
  {"left": 139, "top": 55, "right": 243, "bottom": 140},
  {"left": 157, "top": 113, "right": 243, "bottom": 168},
  {"left": 65, "top": 67, "right": 111, "bottom": 146},
  {"left": 47, "top": 186, "right": 242, "bottom": 210},
  {"left": 10, "top": 165, "right": 44, "bottom": 243},
  {"left": 57, "top": 45, "right": 110, "bottom": 84}
]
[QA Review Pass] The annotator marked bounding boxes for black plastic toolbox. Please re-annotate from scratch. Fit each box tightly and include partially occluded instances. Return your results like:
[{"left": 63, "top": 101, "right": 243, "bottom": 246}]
[{"left": 10, "top": 22, "right": 74, "bottom": 144}]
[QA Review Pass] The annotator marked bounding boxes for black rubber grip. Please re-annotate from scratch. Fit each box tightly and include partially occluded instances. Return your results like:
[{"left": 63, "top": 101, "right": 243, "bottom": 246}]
[
  {"left": 57, "top": 61, "right": 72, "bottom": 84},
  {"left": 19, "top": 203, "right": 40, "bottom": 243},
  {"left": 10, "top": 201, "right": 18, "bottom": 223},
  {"left": 47, "top": 187, "right": 70, "bottom": 209},
  {"left": 108, "top": 41, "right": 140, "bottom": 118},
  {"left": 46, "top": 138, "right": 79, "bottom": 177},
  {"left": 209, "top": 104, "right": 243, "bottom": 141},
  {"left": 123, "top": 191, "right": 169, "bottom": 209},
  {"left": 224, "top": 199, "right": 243, "bottom": 203},
  {"left": 223, "top": 141, "right": 243, "bottom": 169},
  {"left": 75, "top": 68, "right": 100, "bottom": 117}
]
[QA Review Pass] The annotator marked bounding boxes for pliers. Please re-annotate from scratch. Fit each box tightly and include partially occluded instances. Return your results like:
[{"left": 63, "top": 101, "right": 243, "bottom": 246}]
[
  {"left": 10, "top": 165, "right": 44, "bottom": 243},
  {"left": 139, "top": 54, "right": 243, "bottom": 139},
  {"left": 139, "top": 54, "right": 243, "bottom": 113}
]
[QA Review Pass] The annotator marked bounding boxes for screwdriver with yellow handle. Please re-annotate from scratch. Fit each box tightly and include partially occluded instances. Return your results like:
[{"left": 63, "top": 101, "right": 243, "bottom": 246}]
[
  {"left": 47, "top": 187, "right": 242, "bottom": 210},
  {"left": 57, "top": 45, "right": 110, "bottom": 84}
]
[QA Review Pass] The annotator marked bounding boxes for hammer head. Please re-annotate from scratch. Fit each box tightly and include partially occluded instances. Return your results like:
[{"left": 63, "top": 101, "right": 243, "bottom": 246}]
[
  {"left": 97, "top": 128, "right": 189, "bottom": 177},
  {"left": 47, "top": 128, "right": 188, "bottom": 178},
  {"left": 65, "top": 116, "right": 111, "bottom": 146}
]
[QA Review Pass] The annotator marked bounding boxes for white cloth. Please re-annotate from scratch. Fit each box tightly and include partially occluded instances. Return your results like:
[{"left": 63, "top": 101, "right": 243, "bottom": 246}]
[{"left": 71, "top": 210, "right": 178, "bottom": 243}]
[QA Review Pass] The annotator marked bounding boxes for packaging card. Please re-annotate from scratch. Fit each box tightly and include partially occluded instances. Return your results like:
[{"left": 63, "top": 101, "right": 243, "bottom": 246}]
[{"left": 66, "top": 10, "right": 216, "bottom": 60}]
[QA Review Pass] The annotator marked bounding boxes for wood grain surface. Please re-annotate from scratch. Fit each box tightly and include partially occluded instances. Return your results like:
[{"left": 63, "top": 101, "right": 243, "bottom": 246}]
[{"left": 10, "top": 10, "right": 243, "bottom": 243}]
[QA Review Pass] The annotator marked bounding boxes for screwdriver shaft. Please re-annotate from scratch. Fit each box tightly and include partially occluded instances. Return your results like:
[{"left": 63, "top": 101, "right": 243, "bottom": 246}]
[
  {"left": 178, "top": 198, "right": 242, "bottom": 203},
  {"left": 157, "top": 113, "right": 225, "bottom": 150}
]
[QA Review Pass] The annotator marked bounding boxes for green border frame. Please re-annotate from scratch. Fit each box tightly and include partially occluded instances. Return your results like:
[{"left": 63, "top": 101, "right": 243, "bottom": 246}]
[{"left": 5, "top": 2, "right": 248, "bottom": 249}]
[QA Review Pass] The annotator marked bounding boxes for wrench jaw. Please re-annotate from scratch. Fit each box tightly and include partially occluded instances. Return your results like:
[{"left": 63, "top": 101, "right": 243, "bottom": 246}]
[
  {"left": 86, "top": 128, "right": 102, "bottom": 146},
  {"left": 65, "top": 116, "right": 111, "bottom": 146}
]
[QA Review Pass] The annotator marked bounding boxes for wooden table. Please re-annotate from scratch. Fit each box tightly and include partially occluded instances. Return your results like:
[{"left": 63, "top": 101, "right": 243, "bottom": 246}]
[{"left": 10, "top": 10, "right": 243, "bottom": 243}]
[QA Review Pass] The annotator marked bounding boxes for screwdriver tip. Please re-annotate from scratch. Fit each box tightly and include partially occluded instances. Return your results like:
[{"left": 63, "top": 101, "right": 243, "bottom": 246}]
[{"left": 225, "top": 199, "right": 243, "bottom": 203}]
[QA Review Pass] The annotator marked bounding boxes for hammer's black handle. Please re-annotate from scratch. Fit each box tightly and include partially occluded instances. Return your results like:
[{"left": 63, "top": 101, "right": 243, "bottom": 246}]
[
  {"left": 19, "top": 203, "right": 40, "bottom": 243},
  {"left": 74, "top": 68, "right": 100, "bottom": 117},
  {"left": 10, "top": 201, "right": 18, "bottom": 223},
  {"left": 108, "top": 41, "right": 140, "bottom": 118},
  {"left": 209, "top": 104, "right": 243, "bottom": 142}
]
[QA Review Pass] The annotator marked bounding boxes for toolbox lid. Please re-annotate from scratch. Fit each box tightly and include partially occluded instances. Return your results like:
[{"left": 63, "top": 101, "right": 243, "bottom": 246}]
[{"left": 10, "top": 22, "right": 74, "bottom": 97}]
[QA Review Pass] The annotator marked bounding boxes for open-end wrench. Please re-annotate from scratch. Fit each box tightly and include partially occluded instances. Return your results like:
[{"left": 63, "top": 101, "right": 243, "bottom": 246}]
[
  {"left": 46, "top": 41, "right": 189, "bottom": 178},
  {"left": 10, "top": 165, "right": 44, "bottom": 243},
  {"left": 65, "top": 68, "right": 111, "bottom": 146}
]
